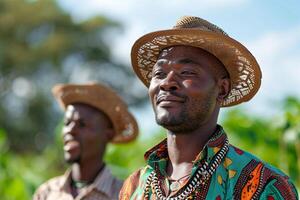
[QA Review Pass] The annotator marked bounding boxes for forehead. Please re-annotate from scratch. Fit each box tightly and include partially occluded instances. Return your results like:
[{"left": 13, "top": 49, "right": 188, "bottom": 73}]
[
  {"left": 65, "top": 103, "right": 102, "bottom": 119},
  {"left": 157, "top": 45, "right": 220, "bottom": 66}
]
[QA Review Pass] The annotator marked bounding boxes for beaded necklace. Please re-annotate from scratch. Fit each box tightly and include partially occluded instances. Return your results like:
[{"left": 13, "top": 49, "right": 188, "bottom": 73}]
[{"left": 143, "top": 138, "right": 229, "bottom": 200}]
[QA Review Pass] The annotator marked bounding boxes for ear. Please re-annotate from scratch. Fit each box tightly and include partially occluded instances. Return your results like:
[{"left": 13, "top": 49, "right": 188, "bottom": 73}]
[
  {"left": 216, "top": 78, "right": 231, "bottom": 104},
  {"left": 105, "top": 128, "right": 115, "bottom": 142}
]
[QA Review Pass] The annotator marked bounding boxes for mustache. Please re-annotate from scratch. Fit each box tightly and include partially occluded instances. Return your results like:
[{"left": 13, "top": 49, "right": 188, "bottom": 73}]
[{"left": 156, "top": 91, "right": 186, "bottom": 104}]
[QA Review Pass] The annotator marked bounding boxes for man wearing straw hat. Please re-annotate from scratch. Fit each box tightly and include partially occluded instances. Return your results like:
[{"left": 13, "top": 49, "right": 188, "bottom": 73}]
[
  {"left": 33, "top": 83, "right": 138, "bottom": 200},
  {"left": 120, "top": 16, "right": 298, "bottom": 199}
]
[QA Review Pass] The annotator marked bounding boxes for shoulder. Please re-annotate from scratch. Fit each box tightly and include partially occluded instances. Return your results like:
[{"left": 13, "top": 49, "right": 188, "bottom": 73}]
[
  {"left": 91, "top": 166, "right": 124, "bottom": 199},
  {"left": 226, "top": 145, "right": 283, "bottom": 173},
  {"left": 106, "top": 171, "right": 124, "bottom": 199},
  {"left": 33, "top": 175, "right": 65, "bottom": 200},
  {"left": 223, "top": 144, "right": 266, "bottom": 176},
  {"left": 258, "top": 171, "right": 298, "bottom": 200},
  {"left": 226, "top": 145, "right": 298, "bottom": 199},
  {"left": 120, "top": 168, "right": 143, "bottom": 194},
  {"left": 119, "top": 167, "right": 150, "bottom": 200},
  {"left": 111, "top": 175, "right": 124, "bottom": 191},
  {"left": 259, "top": 165, "right": 298, "bottom": 200}
]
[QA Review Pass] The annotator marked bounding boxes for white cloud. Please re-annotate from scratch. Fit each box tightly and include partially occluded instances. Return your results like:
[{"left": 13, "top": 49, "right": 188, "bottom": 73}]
[
  {"left": 59, "top": 0, "right": 249, "bottom": 21},
  {"left": 247, "top": 26, "right": 300, "bottom": 65},
  {"left": 242, "top": 25, "right": 300, "bottom": 115},
  {"left": 59, "top": 0, "right": 250, "bottom": 63}
]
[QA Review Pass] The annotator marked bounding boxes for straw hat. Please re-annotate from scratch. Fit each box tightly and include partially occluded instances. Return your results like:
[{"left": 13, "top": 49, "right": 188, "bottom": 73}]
[
  {"left": 52, "top": 83, "right": 138, "bottom": 143},
  {"left": 131, "top": 16, "right": 262, "bottom": 107}
]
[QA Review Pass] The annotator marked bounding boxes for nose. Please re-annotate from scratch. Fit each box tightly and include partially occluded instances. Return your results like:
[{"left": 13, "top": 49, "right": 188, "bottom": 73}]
[{"left": 159, "top": 71, "right": 179, "bottom": 91}]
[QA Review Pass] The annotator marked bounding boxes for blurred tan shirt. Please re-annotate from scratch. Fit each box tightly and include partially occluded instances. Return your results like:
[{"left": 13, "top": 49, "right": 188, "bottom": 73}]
[{"left": 33, "top": 166, "right": 123, "bottom": 200}]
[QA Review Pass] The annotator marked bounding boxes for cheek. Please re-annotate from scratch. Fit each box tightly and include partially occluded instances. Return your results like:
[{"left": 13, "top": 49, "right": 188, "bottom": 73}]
[
  {"left": 149, "top": 80, "right": 158, "bottom": 105},
  {"left": 182, "top": 80, "right": 194, "bottom": 88},
  {"left": 87, "top": 131, "right": 104, "bottom": 141},
  {"left": 82, "top": 132, "right": 105, "bottom": 152},
  {"left": 80, "top": 129, "right": 96, "bottom": 142},
  {"left": 182, "top": 79, "right": 217, "bottom": 98},
  {"left": 182, "top": 80, "right": 204, "bottom": 96},
  {"left": 182, "top": 78, "right": 214, "bottom": 89}
]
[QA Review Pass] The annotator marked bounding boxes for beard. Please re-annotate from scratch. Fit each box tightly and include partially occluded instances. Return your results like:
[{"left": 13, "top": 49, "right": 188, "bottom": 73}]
[
  {"left": 154, "top": 91, "right": 216, "bottom": 133},
  {"left": 65, "top": 157, "right": 80, "bottom": 164}
]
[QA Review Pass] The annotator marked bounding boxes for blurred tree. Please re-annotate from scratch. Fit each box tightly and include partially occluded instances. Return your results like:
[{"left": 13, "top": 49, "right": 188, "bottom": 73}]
[
  {"left": 280, "top": 96, "right": 300, "bottom": 185},
  {"left": 222, "top": 97, "right": 300, "bottom": 187},
  {"left": 0, "top": 127, "right": 67, "bottom": 199},
  {"left": 0, "top": 0, "right": 147, "bottom": 152}
]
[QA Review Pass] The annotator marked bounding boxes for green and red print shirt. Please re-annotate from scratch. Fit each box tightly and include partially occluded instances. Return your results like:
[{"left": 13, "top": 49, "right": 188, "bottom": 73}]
[{"left": 120, "top": 126, "right": 298, "bottom": 200}]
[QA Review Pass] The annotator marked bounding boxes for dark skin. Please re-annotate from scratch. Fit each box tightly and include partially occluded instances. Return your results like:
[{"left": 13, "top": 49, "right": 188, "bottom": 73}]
[
  {"left": 149, "top": 46, "right": 230, "bottom": 182},
  {"left": 62, "top": 103, "right": 114, "bottom": 197}
]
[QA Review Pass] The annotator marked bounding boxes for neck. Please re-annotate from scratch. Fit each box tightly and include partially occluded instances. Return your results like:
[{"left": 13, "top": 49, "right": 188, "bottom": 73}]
[
  {"left": 167, "top": 120, "right": 218, "bottom": 162},
  {"left": 166, "top": 122, "right": 218, "bottom": 179},
  {"left": 71, "top": 158, "right": 104, "bottom": 183}
]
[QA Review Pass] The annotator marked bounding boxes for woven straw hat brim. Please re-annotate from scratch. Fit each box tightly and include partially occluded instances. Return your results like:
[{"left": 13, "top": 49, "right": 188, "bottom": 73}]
[
  {"left": 52, "top": 83, "right": 138, "bottom": 143},
  {"left": 131, "top": 29, "right": 262, "bottom": 107}
]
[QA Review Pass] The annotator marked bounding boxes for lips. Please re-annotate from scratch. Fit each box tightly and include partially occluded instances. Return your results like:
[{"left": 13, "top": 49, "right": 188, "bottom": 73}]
[
  {"left": 63, "top": 134, "right": 80, "bottom": 151},
  {"left": 64, "top": 140, "right": 80, "bottom": 151},
  {"left": 156, "top": 94, "right": 185, "bottom": 105}
]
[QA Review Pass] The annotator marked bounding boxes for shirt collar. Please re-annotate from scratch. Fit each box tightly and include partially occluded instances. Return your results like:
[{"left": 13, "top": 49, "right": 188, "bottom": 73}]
[
  {"left": 144, "top": 125, "right": 228, "bottom": 168},
  {"left": 59, "top": 165, "right": 116, "bottom": 198}
]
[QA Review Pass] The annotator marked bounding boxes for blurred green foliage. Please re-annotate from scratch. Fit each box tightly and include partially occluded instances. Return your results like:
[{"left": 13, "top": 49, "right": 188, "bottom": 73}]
[
  {"left": 0, "top": 0, "right": 146, "bottom": 153},
  {"left": 223, "top": 96, "right": 300, "bottom": 186},
  {"left": 1, "top": 97, "right": 300, "bottom": 199}
]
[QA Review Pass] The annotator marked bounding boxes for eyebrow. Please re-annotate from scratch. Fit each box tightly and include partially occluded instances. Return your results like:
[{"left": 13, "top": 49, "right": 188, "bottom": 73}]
[
  {"left": 177, "top": 58, "right": 199, "bottom": 65},
  {"left": 155, "top": 59, "right": 167, "bottom": 66},
  {"left": 155, "top": 58, "right": 199, "bottom": 66}
]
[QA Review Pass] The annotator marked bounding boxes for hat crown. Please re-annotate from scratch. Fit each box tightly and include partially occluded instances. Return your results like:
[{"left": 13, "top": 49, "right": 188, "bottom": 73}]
[{"left": 173, "top": 16, "right": 228, "bottom": 36}]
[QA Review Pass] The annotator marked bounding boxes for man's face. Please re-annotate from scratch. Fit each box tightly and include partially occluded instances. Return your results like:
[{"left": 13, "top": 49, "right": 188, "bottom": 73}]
[
  {"left": 149, "top": 46, "right": 226, "bottom": 133},
  {"left": 62, "top": 103, "right": 113, "bottom": 164}
]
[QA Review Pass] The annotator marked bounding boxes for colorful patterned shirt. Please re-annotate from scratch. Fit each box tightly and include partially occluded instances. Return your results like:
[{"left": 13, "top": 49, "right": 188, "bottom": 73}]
[
  {"left": 120, "top": 126, "right": 298, "bottom": 200},
  {"left": 33, "top": 166, "right": 123, "bottom": 200}
]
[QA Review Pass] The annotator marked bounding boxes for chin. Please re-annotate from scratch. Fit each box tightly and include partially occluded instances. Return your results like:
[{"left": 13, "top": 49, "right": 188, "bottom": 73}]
[
  {"left": 156, "top": 108, "right": 178, "bottom": 121},
  {"left": 64, "top": 154, "right": 80, "bottom": 164},
  {"left": 156, "top": 114, "right": 182, "bottom": 128},
  {"left": 156, "top": 114, "right": 201, "bottom": 134}
]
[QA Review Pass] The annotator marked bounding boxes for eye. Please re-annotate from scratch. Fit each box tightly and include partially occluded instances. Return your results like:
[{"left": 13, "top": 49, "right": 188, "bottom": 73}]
[
  {"left": 152, "top": 70, "right": 166, "bottom": 79},
  {"left": 78, "top": 120, "right": 86, "bottom": 128},
  {"left": 181, "top": 70, "right": 197, "bottom": 76}
]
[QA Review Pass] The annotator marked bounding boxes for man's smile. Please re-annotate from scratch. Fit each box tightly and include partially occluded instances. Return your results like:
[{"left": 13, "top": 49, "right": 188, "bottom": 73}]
[
  {"left": 156, "top": 94, "right": 185, "bottom": 106},
  {"left": 64, "top": 140, "right": 80, "bottom": 151},
  {"left": 63, "top": 134, "right": 80, "bottom": 151}
]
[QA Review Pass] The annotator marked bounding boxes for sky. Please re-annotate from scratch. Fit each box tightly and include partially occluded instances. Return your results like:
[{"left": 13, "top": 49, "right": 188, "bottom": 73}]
[{"left": 58, "top": 0, "right": 300, "bottom": 135}]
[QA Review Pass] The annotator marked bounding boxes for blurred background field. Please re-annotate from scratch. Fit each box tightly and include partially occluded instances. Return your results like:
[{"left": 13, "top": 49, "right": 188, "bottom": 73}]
[{"left": 0, "top": 0, "right": 299, "bottom": 199}]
